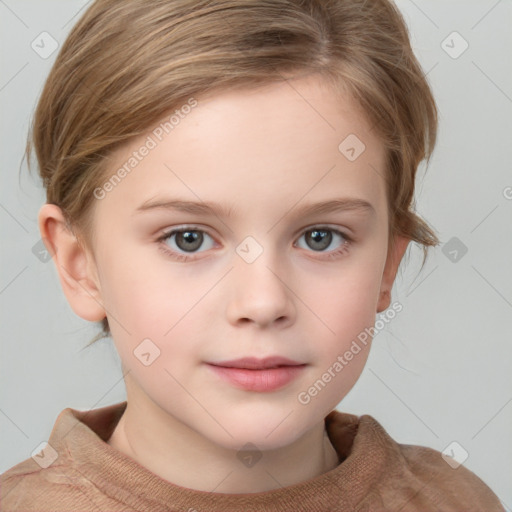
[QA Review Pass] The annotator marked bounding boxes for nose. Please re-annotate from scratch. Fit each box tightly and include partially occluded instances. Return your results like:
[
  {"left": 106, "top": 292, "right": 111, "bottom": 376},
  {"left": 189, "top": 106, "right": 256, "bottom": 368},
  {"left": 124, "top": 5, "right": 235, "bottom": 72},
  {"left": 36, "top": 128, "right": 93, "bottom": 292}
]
[{"left": 225, "top": 252, "right": 296, "bottom": 329}]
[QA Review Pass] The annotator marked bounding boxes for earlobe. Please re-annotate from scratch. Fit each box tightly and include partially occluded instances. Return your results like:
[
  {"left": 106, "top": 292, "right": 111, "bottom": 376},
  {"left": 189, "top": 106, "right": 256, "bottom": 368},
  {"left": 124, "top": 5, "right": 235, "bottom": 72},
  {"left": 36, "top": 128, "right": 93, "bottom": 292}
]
[
  {"left": 376, "top": 234, "right": 410, "bottom": 313},
  {"left": 38, "top": 204, "right": 106, "bottom": 322}
]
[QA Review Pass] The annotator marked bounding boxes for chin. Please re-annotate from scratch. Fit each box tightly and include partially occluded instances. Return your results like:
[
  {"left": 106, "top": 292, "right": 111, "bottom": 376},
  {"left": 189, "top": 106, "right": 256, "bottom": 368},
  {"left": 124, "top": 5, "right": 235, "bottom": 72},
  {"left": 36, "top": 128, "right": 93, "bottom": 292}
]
[{"left": 207, "top": 415, "right": 311, "bottom": 453}]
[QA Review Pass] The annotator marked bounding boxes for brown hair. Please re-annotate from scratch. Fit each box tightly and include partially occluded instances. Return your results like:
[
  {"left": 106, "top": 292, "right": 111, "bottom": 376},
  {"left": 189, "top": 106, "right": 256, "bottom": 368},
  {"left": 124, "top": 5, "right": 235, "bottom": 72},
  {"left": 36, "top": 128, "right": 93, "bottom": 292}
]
[{"left": 24, "top": 0, "right": 440, "bottom": 346}]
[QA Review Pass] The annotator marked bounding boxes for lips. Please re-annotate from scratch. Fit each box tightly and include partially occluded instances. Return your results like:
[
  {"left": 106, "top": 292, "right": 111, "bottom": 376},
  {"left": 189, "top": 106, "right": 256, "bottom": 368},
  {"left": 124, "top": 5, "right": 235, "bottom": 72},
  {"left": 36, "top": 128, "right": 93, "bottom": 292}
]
[
  {"left": 207, "top": 355, "right": 304, "bottom": 370},
  {"left": 206, "top": 361, "right": 307, "bottom": 392},
  {"left": 205, "top": 356, "right": 308, "bottom": 392}
]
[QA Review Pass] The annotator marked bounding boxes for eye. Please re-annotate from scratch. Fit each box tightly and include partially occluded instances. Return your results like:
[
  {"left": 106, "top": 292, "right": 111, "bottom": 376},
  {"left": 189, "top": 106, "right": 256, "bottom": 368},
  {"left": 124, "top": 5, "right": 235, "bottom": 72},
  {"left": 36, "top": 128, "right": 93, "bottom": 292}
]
[
  {"left": 295, "top": 226, "right": 352, "bottom": 259},
  {"left": 157, "top": 227, "right": 215, "bottom": 261},
  {"left": 156, "top": 225, "right": 353, "bottom": 263}
]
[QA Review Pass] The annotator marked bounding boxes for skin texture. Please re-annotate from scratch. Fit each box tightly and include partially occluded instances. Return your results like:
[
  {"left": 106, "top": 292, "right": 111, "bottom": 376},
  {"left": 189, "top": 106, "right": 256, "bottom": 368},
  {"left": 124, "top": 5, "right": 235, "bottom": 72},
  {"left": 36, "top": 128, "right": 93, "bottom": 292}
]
[{"left": 39, "top": 73, "right": 410, "bottom": 493}]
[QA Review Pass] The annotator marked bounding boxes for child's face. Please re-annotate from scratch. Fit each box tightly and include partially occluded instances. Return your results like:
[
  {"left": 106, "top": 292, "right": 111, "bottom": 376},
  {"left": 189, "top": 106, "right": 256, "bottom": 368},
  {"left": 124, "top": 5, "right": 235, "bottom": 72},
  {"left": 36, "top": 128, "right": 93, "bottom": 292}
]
[{"left": 72, "top": 74, "right": 406, "bottom": 449}]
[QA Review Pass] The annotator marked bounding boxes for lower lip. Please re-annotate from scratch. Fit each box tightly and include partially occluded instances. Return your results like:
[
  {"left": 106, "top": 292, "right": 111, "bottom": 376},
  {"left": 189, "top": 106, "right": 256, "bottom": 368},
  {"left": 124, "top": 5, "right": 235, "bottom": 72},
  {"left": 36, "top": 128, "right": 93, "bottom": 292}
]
[{"left": 206, "top": 364, "right": 307, "bottom": 392}]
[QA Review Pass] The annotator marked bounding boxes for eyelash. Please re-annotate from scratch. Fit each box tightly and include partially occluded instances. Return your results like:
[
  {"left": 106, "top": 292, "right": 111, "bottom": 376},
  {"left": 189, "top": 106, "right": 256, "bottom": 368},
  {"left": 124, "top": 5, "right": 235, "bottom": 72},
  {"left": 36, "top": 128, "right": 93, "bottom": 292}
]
[{"left": 156, "top": 225, "right": 353, "bottom": 262}]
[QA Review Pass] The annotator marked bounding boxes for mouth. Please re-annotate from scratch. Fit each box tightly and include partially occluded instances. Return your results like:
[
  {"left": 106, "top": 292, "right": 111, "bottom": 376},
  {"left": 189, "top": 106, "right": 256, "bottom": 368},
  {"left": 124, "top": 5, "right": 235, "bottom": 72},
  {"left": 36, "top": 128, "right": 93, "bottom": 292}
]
[
  {"left": 205, "top": 357, "right": 308, "bottom": 392},
  {"left": 206, "top": 355, "right": 306, "bottom": 370},
  {"left": 206, "top": 365, "right": 307, "bottom": 392}
]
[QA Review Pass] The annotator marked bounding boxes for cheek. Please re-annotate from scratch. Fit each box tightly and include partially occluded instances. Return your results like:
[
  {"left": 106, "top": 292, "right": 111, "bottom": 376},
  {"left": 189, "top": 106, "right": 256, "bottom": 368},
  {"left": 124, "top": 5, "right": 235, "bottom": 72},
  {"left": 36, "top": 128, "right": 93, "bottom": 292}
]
[
  {"left": 100, "top": 252, "right": 211, "bottom": 367},
  {"left": 305, "top": 257, "right": 383, "bottom": 335},
  {"left": 298, "top": 257, "right": 383, "bottom": 393},
  {"left": 293, "top": 266, "right": 381, "bottom": 414},
  {"left": 96, "top": 242, "right": 177, "bottom": 329}
]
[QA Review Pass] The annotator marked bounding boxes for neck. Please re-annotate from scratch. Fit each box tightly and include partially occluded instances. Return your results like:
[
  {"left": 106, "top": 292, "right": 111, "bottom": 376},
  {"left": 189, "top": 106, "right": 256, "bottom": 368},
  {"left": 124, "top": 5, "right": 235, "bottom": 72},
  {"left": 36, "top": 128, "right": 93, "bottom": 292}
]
[{"left": 107, "top": 400, "right": 340, "bottom": 493}]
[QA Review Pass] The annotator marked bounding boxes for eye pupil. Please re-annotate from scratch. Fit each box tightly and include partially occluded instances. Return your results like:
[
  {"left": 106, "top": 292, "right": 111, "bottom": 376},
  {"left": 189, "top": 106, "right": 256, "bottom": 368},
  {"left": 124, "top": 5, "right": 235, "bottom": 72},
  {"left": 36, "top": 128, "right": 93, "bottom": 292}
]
[
  {"left": 307, "top": 229, "right": 332, "bottom": 251},
  {"left": 176, "top": 230, "right": 203, "bottom": 252},
  {"left": 164, "top": 227, "right": 345, "bottom": 259}
]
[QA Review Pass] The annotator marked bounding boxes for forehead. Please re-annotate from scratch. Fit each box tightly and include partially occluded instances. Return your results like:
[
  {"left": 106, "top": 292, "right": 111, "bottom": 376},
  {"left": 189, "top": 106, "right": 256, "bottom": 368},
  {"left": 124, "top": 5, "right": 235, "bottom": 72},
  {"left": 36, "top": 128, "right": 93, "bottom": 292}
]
[{"left": 94, "top": 74, "right": 387, "bottom": 223}]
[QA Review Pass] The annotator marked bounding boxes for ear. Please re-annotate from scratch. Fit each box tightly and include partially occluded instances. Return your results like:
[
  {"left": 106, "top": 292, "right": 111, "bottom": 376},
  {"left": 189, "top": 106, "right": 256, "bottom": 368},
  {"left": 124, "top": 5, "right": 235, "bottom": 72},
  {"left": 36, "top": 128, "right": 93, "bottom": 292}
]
[
  {"left": 38, "top": 204, "right": 106, "bottom": 322},
  {"left": 376, "top": 234, "right": 410, "bottom": 313}
]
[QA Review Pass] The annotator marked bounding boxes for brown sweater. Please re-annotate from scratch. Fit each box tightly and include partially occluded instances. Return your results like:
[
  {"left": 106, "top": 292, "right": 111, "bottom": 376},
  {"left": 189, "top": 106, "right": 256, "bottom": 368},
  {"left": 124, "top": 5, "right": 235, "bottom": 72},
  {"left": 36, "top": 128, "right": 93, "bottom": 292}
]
[{"left": 0, "top": 401, "right": 504, "bottom": 511}]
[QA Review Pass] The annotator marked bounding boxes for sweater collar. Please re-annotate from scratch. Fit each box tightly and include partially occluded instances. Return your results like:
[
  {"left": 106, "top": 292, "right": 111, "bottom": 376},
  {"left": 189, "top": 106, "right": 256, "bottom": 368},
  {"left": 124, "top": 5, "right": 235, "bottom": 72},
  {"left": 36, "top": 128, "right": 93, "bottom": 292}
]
[{"left": 49, "top": 401, "right": 399, "bottom": 511}]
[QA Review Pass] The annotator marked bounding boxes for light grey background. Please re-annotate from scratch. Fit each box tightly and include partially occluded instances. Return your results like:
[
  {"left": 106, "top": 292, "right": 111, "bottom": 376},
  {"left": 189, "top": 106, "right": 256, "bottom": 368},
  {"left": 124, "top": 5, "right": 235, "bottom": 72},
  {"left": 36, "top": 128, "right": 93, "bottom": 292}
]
[{"left": 1, "top": 0, "right": 511, "bottom": 508}]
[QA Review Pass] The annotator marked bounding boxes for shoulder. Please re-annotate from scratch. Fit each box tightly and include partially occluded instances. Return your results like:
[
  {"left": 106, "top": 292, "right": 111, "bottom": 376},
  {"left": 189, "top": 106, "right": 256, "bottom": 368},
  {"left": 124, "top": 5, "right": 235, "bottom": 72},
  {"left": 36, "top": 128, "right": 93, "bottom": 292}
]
[
  {"left": 1, "top": 455, "right": 68, "bottom": 510},
  {"left": 1, "top": 454, "right": 88, "bottom": 511},
  {"left": 1, "top": 402, "right": 130, "bottom": 511},
  {"left": 399, "top": 442, "right": 503, "bottom": 507},
  {"left": 359, "top": 414, "right": 505, "bottom": 511},
  {"left": 0, "top": 455, "right": 122, "bottom": 511}
]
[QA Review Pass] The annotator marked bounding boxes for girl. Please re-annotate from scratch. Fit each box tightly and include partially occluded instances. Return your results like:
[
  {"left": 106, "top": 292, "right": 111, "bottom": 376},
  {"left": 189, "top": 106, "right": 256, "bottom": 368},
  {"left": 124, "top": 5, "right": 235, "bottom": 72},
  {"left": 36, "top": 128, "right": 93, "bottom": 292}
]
[{"left": 1, "top": 0, "right": 505, "bottom": 510}]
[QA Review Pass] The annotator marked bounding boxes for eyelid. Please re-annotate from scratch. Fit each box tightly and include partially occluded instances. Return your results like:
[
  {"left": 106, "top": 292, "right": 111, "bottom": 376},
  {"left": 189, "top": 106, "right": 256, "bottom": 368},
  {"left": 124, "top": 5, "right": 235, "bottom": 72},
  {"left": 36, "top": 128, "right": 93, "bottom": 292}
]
[
  {"left": 295, "top": 223, "right": 354, "bottom": 241},
  {"left": 158, "top": 223, "right": 353, "bottom": 243},
  {"left": 158, "top": 225, "right": 218, "bottom": 248},
  {"left": 158, "top": 224, "right": 216, "bottom": 239},
  {"left": 156, "top": 223, "right": 354, "bottom": 263},
  {"left": 156, "top": 225, "right": 217, "bottom": 262}
]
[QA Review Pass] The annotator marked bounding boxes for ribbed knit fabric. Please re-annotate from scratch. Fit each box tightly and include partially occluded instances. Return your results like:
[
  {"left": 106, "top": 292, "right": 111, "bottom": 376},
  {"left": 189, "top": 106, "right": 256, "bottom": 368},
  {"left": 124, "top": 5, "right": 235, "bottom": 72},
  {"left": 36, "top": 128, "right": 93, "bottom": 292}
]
[{"left": 1, "top": 401, "right": 505, "bottom": 511}]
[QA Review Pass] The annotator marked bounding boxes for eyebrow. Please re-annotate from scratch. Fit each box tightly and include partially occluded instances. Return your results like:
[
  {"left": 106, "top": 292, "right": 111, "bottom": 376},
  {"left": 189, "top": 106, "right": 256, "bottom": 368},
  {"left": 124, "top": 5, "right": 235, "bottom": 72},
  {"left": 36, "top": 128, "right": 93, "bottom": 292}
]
[{"left": 134, "top": 196, "right": 376, "bottom": 218}]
